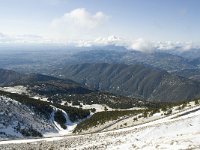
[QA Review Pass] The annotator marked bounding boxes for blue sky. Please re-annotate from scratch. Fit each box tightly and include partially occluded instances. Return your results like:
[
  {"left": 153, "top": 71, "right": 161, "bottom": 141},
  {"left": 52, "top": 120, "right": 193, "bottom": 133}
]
[{"left": 0, "top": 0, "right": 200, "bottom": 46}]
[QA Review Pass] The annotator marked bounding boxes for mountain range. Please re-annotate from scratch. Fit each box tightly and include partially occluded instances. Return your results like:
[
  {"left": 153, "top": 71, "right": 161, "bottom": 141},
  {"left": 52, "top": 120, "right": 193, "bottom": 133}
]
[
  {"left": 55, "top": 63, "right": 200, "bottom": 102},
  {"left": 65, "top": 49, "right": 196, "bottom": 71},
  {"left": 1, "top": 46, "right": 200, "bottom": 74}
]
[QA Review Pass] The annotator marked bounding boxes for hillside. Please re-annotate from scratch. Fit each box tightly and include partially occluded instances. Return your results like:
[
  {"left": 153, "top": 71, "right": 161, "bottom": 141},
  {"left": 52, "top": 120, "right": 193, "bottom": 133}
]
[
  {"left": 0, "top": 68, "right": 149, "bottom": 110},
  {"left": 0, "top": 68, "right": 75, "bottom": 86},
  {"left": 56, "top": 63, "right": 200, "bottom": 102},
  {"left": 0, "top": 90, "right": 90, "bottom": 140},
  {"left": 1, "top": 99, "right": 200, "bottom": 150},
  {"left": 0, "top": 69, "right": 23, "bottom": 86},
  {"left": 173, "top": 68, "right": 200, "bottom": 82},
  {"left": 0, "top": 68, "right": 92, "bottom": 95}
]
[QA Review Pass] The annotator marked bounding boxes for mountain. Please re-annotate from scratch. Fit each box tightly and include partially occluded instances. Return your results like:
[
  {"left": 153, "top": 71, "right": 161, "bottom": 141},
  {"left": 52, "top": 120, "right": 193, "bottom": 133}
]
[
  {"left": 56, "top": 92, "right": 148, "bottom": 109},
  {"left": 0, "top": 90, "right": 90, "bottom": 140},
  {"left": 0, "top": 95, "right": 54, "bottom": 140},
  {"left": 173, "top": 69, "right": 200, "bottom": 82},
  {"left": 174, "top": 49, "right": 200, "bottom": 59},
  {"left": 168, "top": 48, "right": 200, "bottom": 67},
  {"left": 65, "top": 49, "right": 195, "bottom": 71},
  {"left": 0, "top": 68, "right": 73, "bottom": 86},
  {"left": 0, "top": 47, "right": 196, "bottom": 74},
  {"left": 56, "top": 63, "right": 200, "bottom": 102},
  {"left": 189, "top": 57, "right": 200, "bottom": 67},
  {"left": 0, "top": 68, "right": 145, "bottom": 109},
  {"left": 0, "top": 68, "right": 23, "bottom": 85},
  {"left": 0, "top": 68, "right": 92, "bottom": 95}
]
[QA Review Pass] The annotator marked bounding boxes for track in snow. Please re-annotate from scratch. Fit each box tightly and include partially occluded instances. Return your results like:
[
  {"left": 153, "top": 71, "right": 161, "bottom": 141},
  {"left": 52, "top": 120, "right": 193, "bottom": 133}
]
[{"left": 0, "top": 105, "right": 200, "bottom": 150}]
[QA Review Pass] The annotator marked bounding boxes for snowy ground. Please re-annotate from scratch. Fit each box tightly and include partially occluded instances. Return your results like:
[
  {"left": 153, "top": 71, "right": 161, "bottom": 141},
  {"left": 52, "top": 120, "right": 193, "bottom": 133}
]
[
  {"left": 0, "top": 86, "right": 117, "bottom": 112},
  {"left": 0, "top": 86, "right": 28, "bottom": 95},
  {"left": 101, "top": 101, "right": 199, "bottom": 132},
  {"left": 0, "top": 86, "right": 48, "bottom": 102},
  {"left": 76, "top": 101, "right": 199, "bottom": 134},
  {"left": 66, "top": 102, "right": 113, "bottom": 112},
  {"left": 0, "top": 104, "right": 200, "bottom": 150},
  {"left": 43, "top": 106, "right": 80, "bottom": 137},
  {"left": 0, "top": 94, "right": 81, "bottom": 139},
  {"left": 1, "top": 86, "right": 200, "bottom": 149},
  {"left": 0, "top": 96, "right": 59, "bottom": 140}
]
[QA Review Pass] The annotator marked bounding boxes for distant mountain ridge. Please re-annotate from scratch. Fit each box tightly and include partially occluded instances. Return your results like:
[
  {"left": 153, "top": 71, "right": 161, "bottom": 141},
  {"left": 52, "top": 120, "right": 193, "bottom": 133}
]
[
  {"left": 57, "top": 63, "right": 200, "bottom": 102},
  {"left": 0, "top": 68, "right": 145, "bottom": 109},
  {"left": 65, "top": 50, "right": 196, "bottom": 71},
  {"left": 0, "top": 68, "right": 22, "bottom": 85},
  {"left": 173, "top": 69, "right": 200, "bottom": 82},
  {"left": 0, "top": 68, "right": 92, "bottom": 95},
  {"left": 1, "top": 47, "right": 199, "bottom": 75}
]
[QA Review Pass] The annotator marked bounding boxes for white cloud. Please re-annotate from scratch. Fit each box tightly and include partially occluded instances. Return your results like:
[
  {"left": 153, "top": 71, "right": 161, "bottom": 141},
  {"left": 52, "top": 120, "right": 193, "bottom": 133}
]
[
  {"left": 73, "top": 35, "right": 128, "bottom": 47},
  {"left": 62, "top": 36, "right": 200, "bottom": 53},
  {"left": 130, "top": 38, "right": 155, "bottom": 52},
  {"left": 0, "top": 33, "right": 14, "bottom": 43},
  {"left": 0, "top": 33, "right": 51, "bottom": 44},
  {"left": 50, "top": 8, "right": 109, "bottom": 39},
  {"left": 130, "top": 39, "right": 200, "bottom": 52},
  {"left": 155, "top": 41, "right": 199, "bottom": 51},
  {"left": 51, "top": 8, "right": 108, "bottom": 29},
  {"left": 0, "top": 33, "right": 6, "bottom": 38},
  {"left": 0, "top": 32, "right": 199, "bottom": 52}
]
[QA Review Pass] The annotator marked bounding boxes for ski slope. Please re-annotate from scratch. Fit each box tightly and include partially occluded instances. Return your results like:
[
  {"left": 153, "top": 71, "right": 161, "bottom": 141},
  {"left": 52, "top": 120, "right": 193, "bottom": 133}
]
[{"left": 0, "top": 104, "right": 200, "bottom": 150}]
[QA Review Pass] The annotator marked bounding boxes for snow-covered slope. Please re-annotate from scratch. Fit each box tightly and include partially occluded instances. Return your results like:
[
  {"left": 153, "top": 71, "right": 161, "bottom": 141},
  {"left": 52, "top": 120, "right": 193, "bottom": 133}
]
[
  {"left": 0, "top": 96, "right": 57, "bottom": 140},
  {"left": 0, "top": 86, "right": 28, "bottom": 95},
  {"left": 0, "top": 103, "right": 200, "bottom": 149},
  {"left": 0, "top": 86, "right": 48, "bottom": 101},
  {"left": 0, "top": 95, "right": 82, "bottom": 140},
  {"left": 44, "top": 106, "right": 80, "bottom": 137}
]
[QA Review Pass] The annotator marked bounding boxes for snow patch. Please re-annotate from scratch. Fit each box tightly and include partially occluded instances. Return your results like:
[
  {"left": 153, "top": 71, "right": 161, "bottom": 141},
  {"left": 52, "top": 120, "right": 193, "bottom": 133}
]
[
  {"left": 44, "top": 106, "right": 79, "bottom": 137},
  {"left": 0, "top": 86, "right": 28, "bottom": 94}
]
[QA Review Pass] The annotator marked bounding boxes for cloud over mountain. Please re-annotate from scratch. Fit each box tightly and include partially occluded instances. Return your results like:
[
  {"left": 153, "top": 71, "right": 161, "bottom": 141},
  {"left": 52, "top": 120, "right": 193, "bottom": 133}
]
[
  {"left": 130, "top": 38, "right": 154, "bottom": 52},
  {"left": 73, "top": 36, "right": 200, "bottom": 52},
  {"left": 0, "top": 31, "right": 199, "bottom": 53},
  {"left": 129, "top": 39, "right": 200, "bottom": 52}
]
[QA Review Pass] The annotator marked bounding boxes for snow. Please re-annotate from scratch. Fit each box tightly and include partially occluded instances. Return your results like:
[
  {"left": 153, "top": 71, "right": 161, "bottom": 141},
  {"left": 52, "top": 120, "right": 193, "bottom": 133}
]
[
  {"left": 0, "top": 86, "right": 28, "bottom": 94},
  {"left": 31, "top": 96, "right": 48, "bottom": 102},
  {"left": 0, "top": 136, "right": 64, "bottom": 145},
  {"left": 80, "top": 103, "right": 112, "bottom": 112},
  {"left": 1, "top": 86, "right": 200, "bottom": 149},
  {"left": 65, "top": 102, "right": 114, "bottom": 112},
  {"left": 0, "top": 86, "right": 49, "bottom": 102},
  {"left": 1, "top": 104, "right": 200, "bottom": 149},
  {"left": 0, "top": 96, "right": 61, "bottom": 139},
  {"left": 71, "top": 105, "right": 200, "bottom": 150},
  {"left": 43, "top": 106, "right": 80, "bottom": 137},
  {"left": 0, "top": 125, "right": 22, "bottom": 139},
  {"left": 65, "top": 102, "right": 143, "bottom": 113},
  {"left": 0, "top": 95, "right": 81, "bottom": 139},
  {"left": 59, "top": 110, "right": 79, "bottom": 135}
]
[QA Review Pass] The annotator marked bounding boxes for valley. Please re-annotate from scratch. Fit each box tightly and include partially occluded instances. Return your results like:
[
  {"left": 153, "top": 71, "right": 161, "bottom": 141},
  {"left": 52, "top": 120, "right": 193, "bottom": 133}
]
[
  {"left": 1, "top": 1, "right": 200, "bottom": 149},
  {"left": 1, "top": 47, "right": 200, "bottom": 149}
]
